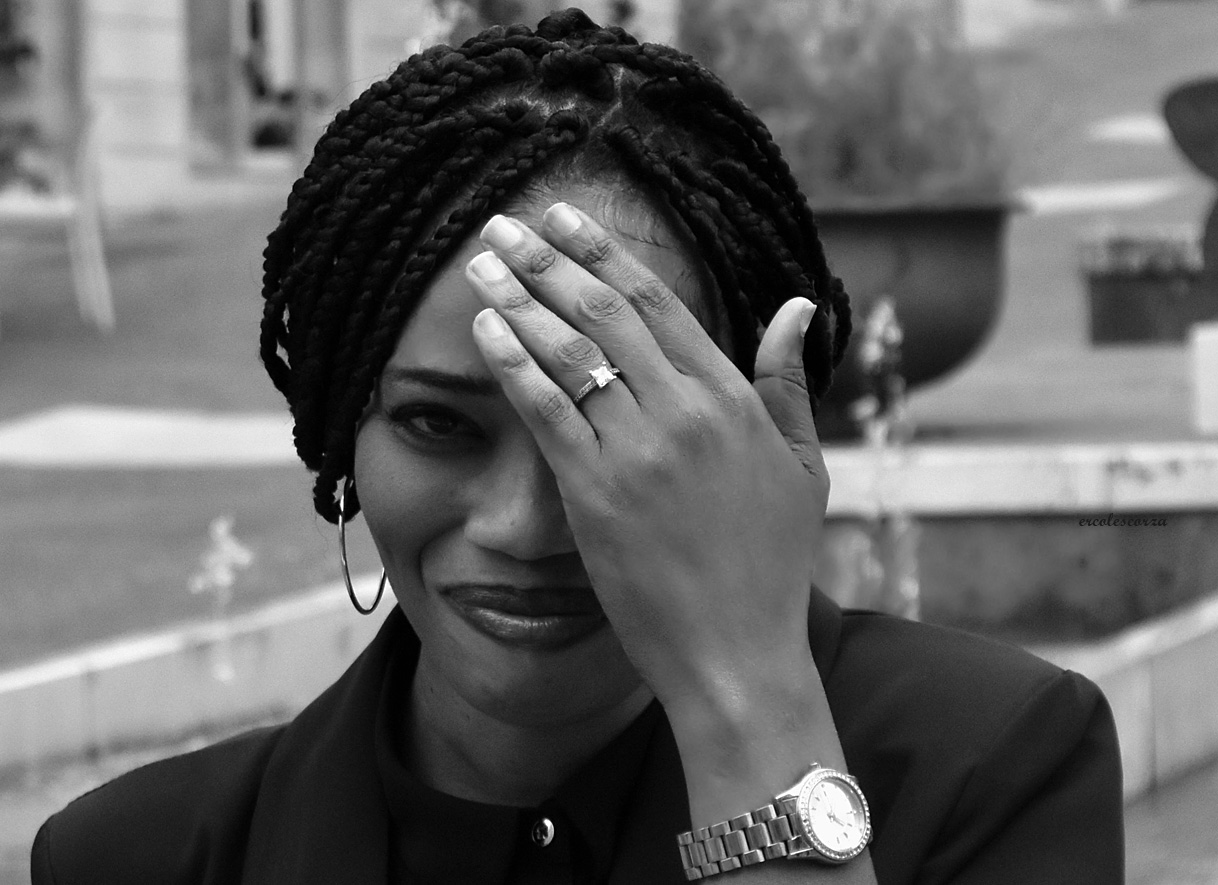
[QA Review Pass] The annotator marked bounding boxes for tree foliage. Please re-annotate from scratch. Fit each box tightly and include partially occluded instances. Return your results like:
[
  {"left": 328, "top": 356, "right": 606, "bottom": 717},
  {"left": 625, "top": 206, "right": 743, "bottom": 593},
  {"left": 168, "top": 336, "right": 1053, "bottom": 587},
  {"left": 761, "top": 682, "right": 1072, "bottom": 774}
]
[{"left": 676, "top": 0, "right": 1007, "bottom": 205}]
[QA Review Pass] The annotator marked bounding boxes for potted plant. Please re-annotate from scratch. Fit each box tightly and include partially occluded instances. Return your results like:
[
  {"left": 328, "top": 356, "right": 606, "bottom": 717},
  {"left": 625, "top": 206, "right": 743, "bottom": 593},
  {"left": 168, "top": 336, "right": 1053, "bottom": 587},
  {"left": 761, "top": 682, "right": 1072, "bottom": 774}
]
[
  {"left": 1081, "top": 227, "right": 1209, "bottom": 344},
  {"left": 678, "top": 0, "right": 1013, "bottom": 436}
]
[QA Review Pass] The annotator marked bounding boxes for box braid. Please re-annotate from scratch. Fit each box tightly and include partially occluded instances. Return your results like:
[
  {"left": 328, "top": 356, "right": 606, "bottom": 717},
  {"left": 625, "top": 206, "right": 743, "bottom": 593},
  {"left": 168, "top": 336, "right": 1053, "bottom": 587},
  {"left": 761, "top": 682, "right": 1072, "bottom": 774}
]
[{"left": 259, "top": 7, "right": 852, "bottom": 523}]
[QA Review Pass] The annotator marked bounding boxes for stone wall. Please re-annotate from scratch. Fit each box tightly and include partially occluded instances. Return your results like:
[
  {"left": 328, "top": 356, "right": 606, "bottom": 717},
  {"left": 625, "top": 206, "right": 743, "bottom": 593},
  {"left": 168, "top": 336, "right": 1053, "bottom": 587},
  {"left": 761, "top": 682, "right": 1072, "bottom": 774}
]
[
  {"left": 820, "top": 513, "right": 1218, "bottom": 642},
  {"left": 815, "top": 441, "right": 1218, "bottom": 640}
]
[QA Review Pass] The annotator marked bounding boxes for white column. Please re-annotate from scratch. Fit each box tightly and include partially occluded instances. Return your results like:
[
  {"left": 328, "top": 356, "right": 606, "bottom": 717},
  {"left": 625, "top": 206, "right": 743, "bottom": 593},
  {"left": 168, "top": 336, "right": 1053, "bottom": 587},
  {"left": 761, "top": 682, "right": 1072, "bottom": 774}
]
[
  {"left": 84, "top": 0, "right": 191, "bottom": 212},
  {"left": 1192, "top": 322, "right": 1218, "bottom": 435}
]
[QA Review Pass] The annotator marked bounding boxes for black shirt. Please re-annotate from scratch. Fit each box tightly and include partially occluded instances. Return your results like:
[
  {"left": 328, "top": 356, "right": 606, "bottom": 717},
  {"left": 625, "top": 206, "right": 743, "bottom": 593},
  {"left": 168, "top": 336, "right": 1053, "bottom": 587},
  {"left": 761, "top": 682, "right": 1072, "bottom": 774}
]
[{"left": 375, "top": 633, "right": 664, "bottom": 884}]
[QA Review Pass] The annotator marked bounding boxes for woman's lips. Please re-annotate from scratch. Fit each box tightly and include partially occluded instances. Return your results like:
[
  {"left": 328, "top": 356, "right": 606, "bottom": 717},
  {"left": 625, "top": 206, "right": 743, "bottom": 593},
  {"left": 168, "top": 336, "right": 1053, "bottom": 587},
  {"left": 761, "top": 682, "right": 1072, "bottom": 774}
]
[{"left": 442, "top": 584, "right": 607, "bottom": 650}]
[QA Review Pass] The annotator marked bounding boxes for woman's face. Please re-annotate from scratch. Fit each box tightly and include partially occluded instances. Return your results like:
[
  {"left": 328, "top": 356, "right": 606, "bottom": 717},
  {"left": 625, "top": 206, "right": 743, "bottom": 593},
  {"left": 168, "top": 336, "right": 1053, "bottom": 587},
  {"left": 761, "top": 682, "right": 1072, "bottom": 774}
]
[{"left": 353, "top": 182, "right": 720, "bottom": 730}]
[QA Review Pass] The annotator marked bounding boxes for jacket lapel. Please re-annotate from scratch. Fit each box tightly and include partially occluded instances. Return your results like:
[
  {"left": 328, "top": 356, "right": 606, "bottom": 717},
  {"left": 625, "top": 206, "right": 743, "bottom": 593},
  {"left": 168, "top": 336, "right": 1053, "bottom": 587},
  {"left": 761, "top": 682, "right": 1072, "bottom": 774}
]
[{"left": 241, "top": 611, "right": 407, "bottom": 883}]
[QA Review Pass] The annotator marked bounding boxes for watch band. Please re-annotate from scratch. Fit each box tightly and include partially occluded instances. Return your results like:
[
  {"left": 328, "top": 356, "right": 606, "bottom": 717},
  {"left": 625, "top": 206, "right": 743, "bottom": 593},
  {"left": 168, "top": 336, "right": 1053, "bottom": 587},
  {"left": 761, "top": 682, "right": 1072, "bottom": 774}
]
[{"left": 675, "top": 798, "right": 810, "bottom": 881}]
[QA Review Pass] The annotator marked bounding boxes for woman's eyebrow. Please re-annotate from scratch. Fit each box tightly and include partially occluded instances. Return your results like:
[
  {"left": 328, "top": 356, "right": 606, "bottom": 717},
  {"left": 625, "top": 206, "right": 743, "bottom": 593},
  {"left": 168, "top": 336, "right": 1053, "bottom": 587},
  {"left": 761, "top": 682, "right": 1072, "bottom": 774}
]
[{"left": 381, "top": 366, "right": 500, "bottom": 395}]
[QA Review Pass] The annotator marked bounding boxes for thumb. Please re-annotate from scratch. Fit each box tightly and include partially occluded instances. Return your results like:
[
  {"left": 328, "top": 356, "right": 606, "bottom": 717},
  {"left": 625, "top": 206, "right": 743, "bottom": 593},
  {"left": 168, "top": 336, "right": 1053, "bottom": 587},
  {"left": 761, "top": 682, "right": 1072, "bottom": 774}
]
[{"left": 753, "top": 297, "right": 826, "bottom": 480}]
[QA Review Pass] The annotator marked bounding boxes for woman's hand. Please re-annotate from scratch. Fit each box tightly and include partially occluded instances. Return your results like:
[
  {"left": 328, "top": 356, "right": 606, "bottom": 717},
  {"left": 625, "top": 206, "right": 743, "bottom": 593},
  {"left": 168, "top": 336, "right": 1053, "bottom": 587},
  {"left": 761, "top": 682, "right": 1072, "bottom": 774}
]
[
  {"left": 465, "top": 202, "right": 829, "bottom": 726},
  {"left": 465, "top": 204, "right": 880, "bottom": 874}
]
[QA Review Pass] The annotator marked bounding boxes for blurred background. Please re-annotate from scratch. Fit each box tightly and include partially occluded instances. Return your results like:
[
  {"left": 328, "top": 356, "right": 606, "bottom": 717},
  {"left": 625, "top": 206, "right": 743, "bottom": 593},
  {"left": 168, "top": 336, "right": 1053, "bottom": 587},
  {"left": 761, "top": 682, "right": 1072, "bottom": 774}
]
[{"left": 2, "top": 0, "right": 1218, "bottom": 882}]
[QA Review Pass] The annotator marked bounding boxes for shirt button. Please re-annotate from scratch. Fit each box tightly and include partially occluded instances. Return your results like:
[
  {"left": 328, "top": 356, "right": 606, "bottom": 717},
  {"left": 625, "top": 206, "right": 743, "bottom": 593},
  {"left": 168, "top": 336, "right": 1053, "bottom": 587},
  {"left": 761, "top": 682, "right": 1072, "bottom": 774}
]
[{"left": 531, "top": 817, "right": 556, "bottom": 848}]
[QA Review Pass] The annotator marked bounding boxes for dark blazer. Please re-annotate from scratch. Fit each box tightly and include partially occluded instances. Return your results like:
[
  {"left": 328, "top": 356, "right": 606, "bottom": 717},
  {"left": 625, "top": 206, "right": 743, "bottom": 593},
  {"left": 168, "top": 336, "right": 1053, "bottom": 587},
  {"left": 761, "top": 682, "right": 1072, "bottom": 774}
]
[{"left": 32, "top": 589, "right": 1124, "bottom": 884}]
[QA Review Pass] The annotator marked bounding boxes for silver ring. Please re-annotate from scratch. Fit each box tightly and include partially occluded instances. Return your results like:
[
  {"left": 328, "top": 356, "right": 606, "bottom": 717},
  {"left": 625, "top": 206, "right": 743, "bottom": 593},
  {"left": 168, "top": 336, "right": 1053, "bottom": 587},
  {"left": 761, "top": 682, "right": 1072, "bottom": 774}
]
[{"left": 573, "top": 361, "right": 621, "bottom": 405}]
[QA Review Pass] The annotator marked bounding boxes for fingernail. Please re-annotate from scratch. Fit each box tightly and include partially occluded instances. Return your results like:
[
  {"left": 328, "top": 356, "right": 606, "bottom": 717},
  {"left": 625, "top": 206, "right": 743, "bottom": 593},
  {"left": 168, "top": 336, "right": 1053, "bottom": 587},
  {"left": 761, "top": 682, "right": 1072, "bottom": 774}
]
[
  {"left": 475, "top": 308, "right": 509, "bottom": 337},
  {"left": 481, "top": 215, "right": 522, "bottom": 251},
  {"left": 799, "top": 301, "right": 817, "bottom": 337},
  {"left": 544, "top": 202, "right": 582, "bottom": 237},
  {"left": 470, "top": 251, "right": 509, "bottom": 282}
]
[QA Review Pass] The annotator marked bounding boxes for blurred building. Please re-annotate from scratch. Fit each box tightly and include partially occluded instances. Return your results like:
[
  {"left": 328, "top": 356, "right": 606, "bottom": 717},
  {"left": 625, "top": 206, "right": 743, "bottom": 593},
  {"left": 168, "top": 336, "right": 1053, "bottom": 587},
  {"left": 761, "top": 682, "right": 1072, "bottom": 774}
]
[{"left": 9, "top": 0, "right": 676, "bottom": 215}]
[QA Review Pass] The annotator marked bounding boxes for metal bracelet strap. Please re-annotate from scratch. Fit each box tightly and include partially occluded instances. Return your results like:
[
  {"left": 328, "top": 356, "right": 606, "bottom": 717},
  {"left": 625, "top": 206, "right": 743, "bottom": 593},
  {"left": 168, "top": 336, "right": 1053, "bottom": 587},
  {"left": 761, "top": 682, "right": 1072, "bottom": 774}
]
[{"left": 675, "top": 800, "right": 808, "bottom": 881}]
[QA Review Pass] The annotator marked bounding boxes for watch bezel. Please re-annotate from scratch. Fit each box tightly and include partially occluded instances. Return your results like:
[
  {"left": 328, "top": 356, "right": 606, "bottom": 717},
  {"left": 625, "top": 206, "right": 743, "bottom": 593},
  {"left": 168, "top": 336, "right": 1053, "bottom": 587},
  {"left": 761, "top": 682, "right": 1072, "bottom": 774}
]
[{"left": 793, "top": 768, "right": 872, "bottom": 864}]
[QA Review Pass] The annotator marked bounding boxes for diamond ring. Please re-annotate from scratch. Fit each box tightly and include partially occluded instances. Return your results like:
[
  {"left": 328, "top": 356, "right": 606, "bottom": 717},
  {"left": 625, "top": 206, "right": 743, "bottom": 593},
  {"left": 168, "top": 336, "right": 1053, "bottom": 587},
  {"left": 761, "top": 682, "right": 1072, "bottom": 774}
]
[{"left": 573, "top": 361, "right": 622, "bottom": 405}]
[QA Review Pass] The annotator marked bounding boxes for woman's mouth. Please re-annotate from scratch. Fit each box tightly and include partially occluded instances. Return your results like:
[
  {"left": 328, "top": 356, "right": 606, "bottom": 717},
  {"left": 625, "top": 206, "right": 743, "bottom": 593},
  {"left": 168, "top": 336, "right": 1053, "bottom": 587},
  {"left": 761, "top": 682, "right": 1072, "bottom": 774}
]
[{"left": 442, "top": 584, "right": 607, "bottom": 650}]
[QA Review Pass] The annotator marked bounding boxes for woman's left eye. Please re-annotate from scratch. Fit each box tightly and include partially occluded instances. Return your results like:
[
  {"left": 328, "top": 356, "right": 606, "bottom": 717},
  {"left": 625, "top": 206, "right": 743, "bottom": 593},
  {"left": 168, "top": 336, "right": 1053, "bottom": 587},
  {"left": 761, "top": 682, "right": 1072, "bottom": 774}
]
[{"left": 389, "top": 406, "right": 480, "bottom": 443}]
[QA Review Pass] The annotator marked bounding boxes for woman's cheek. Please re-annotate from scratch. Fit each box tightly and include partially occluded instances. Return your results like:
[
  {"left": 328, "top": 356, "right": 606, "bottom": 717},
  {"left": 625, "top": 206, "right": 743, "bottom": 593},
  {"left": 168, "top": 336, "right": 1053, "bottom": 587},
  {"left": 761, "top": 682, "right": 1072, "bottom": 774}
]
[{"left": 355, "top": 426, "right": 468, "bottom": 575}]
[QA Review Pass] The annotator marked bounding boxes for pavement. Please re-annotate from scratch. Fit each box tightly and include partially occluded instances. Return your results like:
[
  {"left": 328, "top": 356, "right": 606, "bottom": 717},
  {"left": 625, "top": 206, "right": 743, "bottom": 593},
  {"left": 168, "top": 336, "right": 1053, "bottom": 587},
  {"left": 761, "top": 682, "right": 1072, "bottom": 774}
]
[
  {"left": 0, "top": 405, "right": 293, "bottom": 467},
  {"left": 1126, "top": 760, "right": 1218, "bottom": 885}
]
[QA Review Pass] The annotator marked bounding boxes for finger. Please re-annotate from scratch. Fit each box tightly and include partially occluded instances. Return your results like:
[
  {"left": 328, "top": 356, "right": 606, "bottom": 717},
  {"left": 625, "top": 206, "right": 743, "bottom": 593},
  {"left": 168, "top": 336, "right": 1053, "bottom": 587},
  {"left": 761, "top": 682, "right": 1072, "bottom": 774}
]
[
  {"left": 465, "top": 249, "right": 636, "bottom": 414},
  {"left": 469, "top": 307, "right": 596, "bottom": 461},
  {"left": 479, "top": 214, "right": 668, "bottom": 390},
  {"left": 540, "top": 203, "right": 735, "bottom": 379},
  {"left": 753, "top": 298, "right": 828, "bottom": 485}
]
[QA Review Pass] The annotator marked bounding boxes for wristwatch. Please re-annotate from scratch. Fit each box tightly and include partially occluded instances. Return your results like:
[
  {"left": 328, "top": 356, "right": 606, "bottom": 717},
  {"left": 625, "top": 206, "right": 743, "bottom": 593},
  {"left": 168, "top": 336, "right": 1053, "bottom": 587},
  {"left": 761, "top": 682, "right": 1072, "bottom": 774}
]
[{"left": 676, "top": 763, "right": 872, "bottom": 880}]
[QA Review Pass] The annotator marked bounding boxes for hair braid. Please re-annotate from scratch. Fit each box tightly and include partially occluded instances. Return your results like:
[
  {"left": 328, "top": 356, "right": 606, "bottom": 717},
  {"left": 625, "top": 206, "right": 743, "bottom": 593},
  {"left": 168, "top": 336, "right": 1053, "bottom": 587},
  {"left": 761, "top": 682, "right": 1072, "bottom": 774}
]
[
  {"left": 669, "top": 154, "right": 794, "bottom": 301},
  {"left": 605, "top": 126, "right": 761, "bottom": 377},
  {"left": 264, "top": 51, "right": 553, "bottom": 457},
  {"left": 313, "top": 110, "right": 550, "bottom": 448},
  {"left": 309, "top": 120, "right": 523, "bottom": 433},
  {"left": 596, "top": 41, "right": 852, "bottom": 351},
  {"left": 274, "top": 69, "right": 515, "bottom": 306},
  {"left": 581, "top": 39, "right": 852, "bottom": 379},
  {"left": 667, "top": 156, "right": 841, "bottom": 400},
  {"left": 288, "top": 113, "right": 528, "bottom": 467},
  {"left": 264, "top": 47, "right": 535, "bottom": 294},
  {"left": 261, "top": 8, "right": 853, "bottom": 521},
  {"left": 309, "top": 114, "right": 588, "bottom": 521}
]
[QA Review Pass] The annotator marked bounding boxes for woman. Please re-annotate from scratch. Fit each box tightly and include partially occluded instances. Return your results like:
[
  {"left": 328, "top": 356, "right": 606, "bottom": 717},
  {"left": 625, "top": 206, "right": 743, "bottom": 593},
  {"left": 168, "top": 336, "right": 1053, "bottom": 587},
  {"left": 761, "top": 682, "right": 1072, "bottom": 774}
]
[{"left": 32, "top": 9, "right": 1123, "bottom": 883}]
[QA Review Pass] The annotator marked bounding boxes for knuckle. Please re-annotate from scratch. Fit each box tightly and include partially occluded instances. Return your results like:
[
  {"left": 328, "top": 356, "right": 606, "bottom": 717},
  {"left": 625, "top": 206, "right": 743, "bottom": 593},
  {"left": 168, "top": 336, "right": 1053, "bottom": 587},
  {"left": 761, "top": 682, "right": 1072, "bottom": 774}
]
[
  {"left": 499, "top": 346, "right": 534, "bottom": 378},
  {"left": 783, "top": 365, "right": 812, "bottom": 395},
  {"left": 754, "top": 365, "right": 811, "bottom": 401},
  {"left": 552, "top": 334, "right": 602, "bottom": 368},
  {"left": 638, "top": 442, "right": 677, "bottom": 482},
  {"left": 670, "top": 410, "right": 713, "bottom": 450},
  {"left": 532, "top": 387, "right": 573, "bottom": 427},
  {"left": 576, "top": 286, "right": 631, "bottom": 324},
  {"left": 496, "top": 285, "right": 536, "bottom": 315},
  {"left": 522, "top": 245, "right": 559, "bottom": 277},
  {"left": 625, "top": 278, "right": 676, "bottom": 317},
  {"left": 575, "top": 235, "right": 615, "bottom": 268},
  {"left": 625, "top": 440, "right": 665, "bottom": 480}
]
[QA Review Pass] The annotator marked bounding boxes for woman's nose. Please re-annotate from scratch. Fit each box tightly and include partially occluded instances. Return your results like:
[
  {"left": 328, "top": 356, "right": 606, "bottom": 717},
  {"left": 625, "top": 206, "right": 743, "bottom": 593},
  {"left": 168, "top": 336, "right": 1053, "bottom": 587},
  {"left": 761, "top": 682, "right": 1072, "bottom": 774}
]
[{"left": 463, "top": 442, "right": 577, "bottom": 561}]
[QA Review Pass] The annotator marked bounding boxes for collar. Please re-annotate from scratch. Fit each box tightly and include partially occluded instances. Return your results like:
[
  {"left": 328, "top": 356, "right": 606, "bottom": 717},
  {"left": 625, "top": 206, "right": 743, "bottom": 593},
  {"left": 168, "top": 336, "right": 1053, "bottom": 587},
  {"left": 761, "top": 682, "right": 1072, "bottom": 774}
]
[
  {"left": 808, "top": 581, "right": 844, "bottom": 679},
  {"left": 242, "top": 610, "right": 399, "bottom": 883}
]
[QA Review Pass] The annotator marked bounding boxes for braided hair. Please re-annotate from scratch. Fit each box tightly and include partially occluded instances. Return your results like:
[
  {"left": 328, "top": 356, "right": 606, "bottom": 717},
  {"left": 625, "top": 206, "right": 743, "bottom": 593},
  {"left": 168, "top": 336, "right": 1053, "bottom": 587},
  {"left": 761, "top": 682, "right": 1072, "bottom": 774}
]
[{"left": 260, "top": 7, "right": 852, "bottom": 523}]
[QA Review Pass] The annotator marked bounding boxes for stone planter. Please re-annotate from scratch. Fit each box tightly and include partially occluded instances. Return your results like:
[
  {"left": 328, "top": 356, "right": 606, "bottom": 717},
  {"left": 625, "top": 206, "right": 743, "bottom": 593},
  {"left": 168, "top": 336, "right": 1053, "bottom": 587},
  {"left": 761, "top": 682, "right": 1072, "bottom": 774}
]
[
  {"left": 1080, "top": 226, "right": 1213, "bottom": 344},
  {"left": 1087, "top": 270, "right": 1213, "bottom": 344},
  {"left": 812, "top": 202, "right": 1012, "bottom": 438}
]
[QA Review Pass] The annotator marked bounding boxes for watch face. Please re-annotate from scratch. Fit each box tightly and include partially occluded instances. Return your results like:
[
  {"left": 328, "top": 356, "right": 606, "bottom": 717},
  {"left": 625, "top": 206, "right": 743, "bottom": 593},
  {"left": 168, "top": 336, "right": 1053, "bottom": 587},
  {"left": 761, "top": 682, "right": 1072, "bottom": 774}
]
[{"left": 797, "top": 773, "right": 871, "bottom": 862}]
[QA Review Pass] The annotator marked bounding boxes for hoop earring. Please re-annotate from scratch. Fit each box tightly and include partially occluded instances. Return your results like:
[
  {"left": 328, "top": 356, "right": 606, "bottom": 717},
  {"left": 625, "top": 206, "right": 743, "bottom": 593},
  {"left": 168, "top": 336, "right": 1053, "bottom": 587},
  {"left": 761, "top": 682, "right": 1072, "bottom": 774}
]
[{"left": 338, "top": 478, "right": 388, "bottom": 615}]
